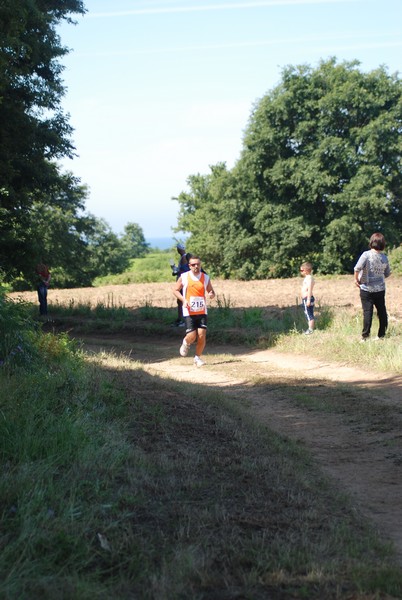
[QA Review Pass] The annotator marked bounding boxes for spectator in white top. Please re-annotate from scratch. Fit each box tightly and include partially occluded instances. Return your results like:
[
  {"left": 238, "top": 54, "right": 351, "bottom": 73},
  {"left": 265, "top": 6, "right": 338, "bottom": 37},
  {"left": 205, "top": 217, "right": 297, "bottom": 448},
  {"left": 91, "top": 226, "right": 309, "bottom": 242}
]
[{"left": 354, "top": 232, "right": 391, "bottom": 341}]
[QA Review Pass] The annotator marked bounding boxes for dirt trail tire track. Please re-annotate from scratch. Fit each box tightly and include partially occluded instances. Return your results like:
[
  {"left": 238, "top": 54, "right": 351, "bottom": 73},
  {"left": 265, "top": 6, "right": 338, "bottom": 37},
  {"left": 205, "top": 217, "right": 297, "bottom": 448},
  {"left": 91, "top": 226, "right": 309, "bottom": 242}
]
[{"left": 143, "top": 345, "right": 402, "bottom": 562}]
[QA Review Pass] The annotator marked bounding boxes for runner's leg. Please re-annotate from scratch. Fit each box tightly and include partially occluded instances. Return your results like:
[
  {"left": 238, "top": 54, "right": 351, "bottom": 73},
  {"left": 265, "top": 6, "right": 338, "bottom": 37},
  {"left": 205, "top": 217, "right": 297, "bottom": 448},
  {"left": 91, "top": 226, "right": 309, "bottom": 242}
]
[{"left": 195, "top": 328, "right": 207, "bottom": 357}]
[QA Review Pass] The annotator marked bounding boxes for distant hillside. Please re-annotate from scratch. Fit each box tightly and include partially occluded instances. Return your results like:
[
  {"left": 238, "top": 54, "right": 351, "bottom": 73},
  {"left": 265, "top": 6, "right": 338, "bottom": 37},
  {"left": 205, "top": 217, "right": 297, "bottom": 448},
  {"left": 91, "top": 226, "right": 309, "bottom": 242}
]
[{"left": 93, "top": 251, "right": 174, "bottom": 285}]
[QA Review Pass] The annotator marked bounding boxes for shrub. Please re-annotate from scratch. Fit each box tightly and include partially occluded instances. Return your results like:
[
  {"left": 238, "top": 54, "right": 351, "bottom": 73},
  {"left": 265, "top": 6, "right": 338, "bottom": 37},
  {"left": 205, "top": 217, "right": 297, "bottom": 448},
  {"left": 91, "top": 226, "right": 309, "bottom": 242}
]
[{"left": 388, "top": 245, "right": 402, "bottom": 275}]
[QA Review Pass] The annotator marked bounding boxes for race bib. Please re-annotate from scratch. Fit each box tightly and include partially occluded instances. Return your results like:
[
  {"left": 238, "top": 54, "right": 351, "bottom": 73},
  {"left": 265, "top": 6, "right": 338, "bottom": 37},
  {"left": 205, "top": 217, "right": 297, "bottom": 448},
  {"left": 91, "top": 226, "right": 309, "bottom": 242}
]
[{"left": 189, "top": 296, "right": 205, "bottom": 313}]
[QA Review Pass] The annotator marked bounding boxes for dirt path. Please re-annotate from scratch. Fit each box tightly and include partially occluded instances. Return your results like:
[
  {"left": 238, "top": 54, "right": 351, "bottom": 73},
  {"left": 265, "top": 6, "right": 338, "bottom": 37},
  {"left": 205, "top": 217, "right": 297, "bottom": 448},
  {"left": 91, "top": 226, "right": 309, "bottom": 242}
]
[
  {"left": 82, "top": 328, "right": 402, "bottom": 560},
  {"left": 131, "top": 342, "right": 402, "bottom": 562}
]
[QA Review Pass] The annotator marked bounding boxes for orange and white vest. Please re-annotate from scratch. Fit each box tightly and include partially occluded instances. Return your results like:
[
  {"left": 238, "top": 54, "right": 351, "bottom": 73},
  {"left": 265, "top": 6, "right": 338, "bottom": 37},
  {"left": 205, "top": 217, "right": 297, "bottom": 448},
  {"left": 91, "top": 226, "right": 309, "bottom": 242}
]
[{"left": 181, "top": 271, "right": 210, "bottom": 317}]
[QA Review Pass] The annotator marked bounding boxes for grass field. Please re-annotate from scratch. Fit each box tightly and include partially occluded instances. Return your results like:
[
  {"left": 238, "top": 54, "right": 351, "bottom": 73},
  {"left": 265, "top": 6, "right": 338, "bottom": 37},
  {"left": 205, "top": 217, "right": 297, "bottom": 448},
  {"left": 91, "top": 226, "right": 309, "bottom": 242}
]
[{"left": 2, "top": 278, "right": 402, "bottom": 599}]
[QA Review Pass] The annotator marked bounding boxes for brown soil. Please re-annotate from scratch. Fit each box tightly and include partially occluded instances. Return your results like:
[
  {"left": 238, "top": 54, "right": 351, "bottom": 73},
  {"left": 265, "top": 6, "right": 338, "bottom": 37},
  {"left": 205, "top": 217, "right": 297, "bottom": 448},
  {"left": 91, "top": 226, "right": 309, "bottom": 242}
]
[
  {"left": 11, "top": 276, "right": 402, "bottom": 561},
  {"left": 11, "top": 274, "right": 402, "bottom": 318}
]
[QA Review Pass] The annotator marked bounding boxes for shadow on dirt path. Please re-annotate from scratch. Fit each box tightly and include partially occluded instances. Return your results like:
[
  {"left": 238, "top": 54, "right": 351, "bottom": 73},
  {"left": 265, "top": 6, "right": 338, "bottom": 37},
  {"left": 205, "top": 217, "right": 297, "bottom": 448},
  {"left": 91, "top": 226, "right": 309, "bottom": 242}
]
[{"left": 81, "top": 332, "right": 402, "bottom": 563}]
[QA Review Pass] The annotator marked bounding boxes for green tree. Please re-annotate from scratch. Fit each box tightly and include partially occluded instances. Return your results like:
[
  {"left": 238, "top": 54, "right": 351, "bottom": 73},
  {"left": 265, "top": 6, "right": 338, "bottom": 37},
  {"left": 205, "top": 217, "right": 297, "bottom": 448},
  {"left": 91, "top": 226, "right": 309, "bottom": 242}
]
[
  {"left": 0, "top": 0, "right": 85, "bottom": 281},
  {"left": 83, "top": 217, "right": 131, "bottom": 282},
  {"left": 120, "top": 222, "right": 149, "bottom": 259},
  {"left": 5, "top": 174, "right": 133, "bottom": 290},
  {"left": 18, "top": 173, "right": 93, "bottom": 288},
  {"left": 175, "top": 59, "right": 402, "bottom": 278}
]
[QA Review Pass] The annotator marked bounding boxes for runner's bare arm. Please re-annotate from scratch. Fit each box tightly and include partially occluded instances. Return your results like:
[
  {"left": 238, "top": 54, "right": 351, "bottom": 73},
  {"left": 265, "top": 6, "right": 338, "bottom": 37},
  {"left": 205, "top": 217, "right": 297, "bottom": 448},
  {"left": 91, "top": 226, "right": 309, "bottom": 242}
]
[
  {"left": 173, "top": 277, "right": 188, "bottom": 307},
  {"left": 206, "top": 281, "right": 215, "bottom": 298}
]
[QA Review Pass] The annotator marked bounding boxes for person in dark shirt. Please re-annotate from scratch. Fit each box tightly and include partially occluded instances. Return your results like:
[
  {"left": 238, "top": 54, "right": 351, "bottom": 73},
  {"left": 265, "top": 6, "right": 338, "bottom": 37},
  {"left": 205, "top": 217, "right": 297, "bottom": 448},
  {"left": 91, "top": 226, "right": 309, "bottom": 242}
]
[
  {"left": 35, "top": 263, "right": 51, "bottom": 317},
  {"left": 172, "top": 244, "right": 189, "bottom": 327}
]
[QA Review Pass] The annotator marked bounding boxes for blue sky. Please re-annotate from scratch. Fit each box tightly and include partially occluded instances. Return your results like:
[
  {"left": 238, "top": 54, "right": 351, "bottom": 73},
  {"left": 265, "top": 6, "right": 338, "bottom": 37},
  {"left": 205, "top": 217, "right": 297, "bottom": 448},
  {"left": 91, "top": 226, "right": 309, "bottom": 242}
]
[{"left": 58, "top": 0, "right": 402, "bottom": 239}]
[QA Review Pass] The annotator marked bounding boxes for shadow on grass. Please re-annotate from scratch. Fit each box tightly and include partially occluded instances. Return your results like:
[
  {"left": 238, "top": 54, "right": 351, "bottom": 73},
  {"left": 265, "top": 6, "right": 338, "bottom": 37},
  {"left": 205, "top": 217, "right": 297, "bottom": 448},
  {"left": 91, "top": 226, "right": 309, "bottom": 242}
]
[
  {"left": 43, "top": 301, "right": 334, "bottom": 349},
  {"left": 4, "top": 315, "right": 401, "bottom": 599},
  {"left": 80, "top": 348, "right": 402, "bottom": 598}
]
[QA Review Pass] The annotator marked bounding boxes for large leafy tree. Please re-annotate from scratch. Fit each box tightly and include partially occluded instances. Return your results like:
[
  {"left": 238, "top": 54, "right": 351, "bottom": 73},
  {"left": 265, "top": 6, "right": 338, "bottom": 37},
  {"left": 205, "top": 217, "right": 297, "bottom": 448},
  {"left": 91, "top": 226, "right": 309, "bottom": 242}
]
[
  {"left": 0, "top": 0, "right": 85, "bottom": 280},
  {"left": 176, "top": 59, "right": 402, "bottom": 278}
]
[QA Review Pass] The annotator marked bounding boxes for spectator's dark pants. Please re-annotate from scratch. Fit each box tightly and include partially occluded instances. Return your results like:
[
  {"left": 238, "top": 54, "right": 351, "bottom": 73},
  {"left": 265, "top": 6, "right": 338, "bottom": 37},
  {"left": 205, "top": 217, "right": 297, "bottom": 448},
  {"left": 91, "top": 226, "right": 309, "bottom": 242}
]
[
  {"left": 37, "top": 283, "right": 48, "bottom": 316},
  {"left": 360, "top": 289, "right": 387, "bottom": 339}
]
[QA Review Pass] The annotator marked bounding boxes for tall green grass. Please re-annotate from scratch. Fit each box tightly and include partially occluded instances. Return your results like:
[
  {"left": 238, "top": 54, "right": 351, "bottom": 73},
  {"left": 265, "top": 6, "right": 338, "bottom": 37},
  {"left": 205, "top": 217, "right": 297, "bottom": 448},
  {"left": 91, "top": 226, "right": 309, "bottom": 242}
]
[
  {"left": 1, "top": 293, "right": 402, "bottom": 597},
  {"left": 275, "top": 307, "right": 402, "bottom": 372},
  {"left": 0, "top": 296, "right": 131, "bottom": 597}
]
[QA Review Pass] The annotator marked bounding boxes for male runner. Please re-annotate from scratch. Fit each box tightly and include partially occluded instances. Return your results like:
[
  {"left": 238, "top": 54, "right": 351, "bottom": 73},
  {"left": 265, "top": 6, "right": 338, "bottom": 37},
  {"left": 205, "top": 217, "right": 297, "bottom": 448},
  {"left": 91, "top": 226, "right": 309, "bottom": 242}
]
[{"left": 173, "top": 255, "right": 215, "bottom": 367}]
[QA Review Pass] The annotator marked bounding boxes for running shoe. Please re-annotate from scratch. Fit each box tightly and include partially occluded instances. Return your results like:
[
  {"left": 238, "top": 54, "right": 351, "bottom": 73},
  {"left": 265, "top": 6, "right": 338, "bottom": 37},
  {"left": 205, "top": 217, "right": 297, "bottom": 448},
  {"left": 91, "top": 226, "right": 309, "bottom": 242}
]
[
  {"left": 179, "top": 339, "right": 190, "bottom": 357},
  {"left": 194, "top": 356, "right": 205, "bottom": 367}
]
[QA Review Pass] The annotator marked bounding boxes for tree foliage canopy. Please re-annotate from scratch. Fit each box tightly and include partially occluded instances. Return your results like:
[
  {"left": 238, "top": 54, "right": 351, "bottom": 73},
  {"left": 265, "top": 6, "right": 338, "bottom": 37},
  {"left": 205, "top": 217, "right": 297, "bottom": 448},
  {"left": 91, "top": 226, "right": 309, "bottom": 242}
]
[
  {"left": 0, "top": 1, "right": 149, "bottom": 289},
  {"left": 0, "top": 0, "right": 86, "bottom": 282},
  {"left": 175, "top": 59, "right": 402, "bottom": 278},
  {"left": 120, "top": 222, "right": 150, "bottom": 260}
]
